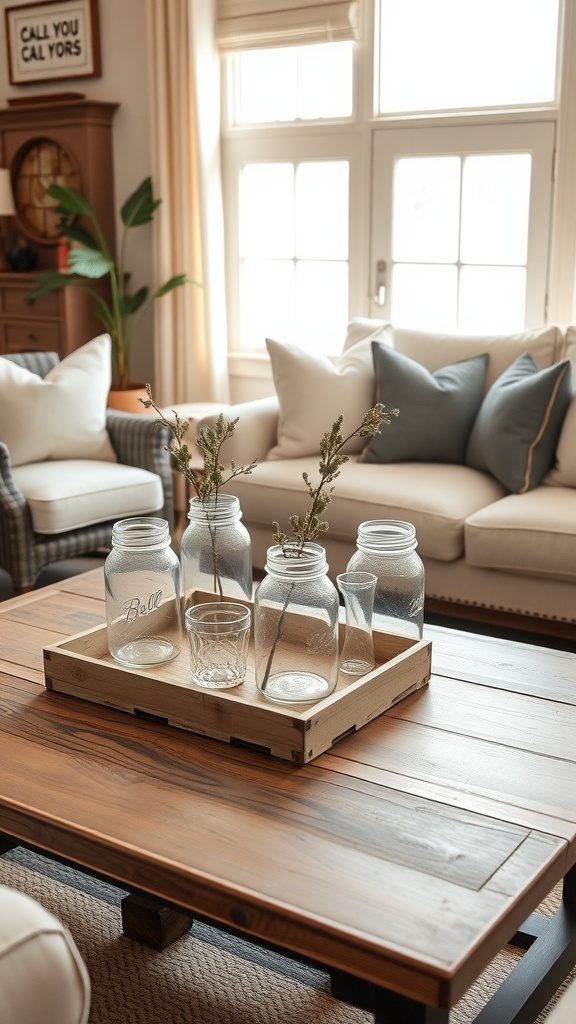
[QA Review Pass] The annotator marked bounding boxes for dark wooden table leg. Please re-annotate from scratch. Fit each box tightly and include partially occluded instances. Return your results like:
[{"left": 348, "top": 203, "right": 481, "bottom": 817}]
[
  {"left": 121, "top": 893, "right": 193, "bottom": 951},
  {"left": 0, "top": 832, "right": 17, "bottom": 855},
  {"left": 373, "top": 988, "right": 449, "bottom": 1023},
  {"left": 471, "top": 863, "right": 576, "bottom": 1024}
]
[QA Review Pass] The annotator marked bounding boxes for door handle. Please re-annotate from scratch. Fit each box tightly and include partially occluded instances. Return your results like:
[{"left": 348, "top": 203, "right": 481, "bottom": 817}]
[{"left": 374, "top": 260, "right": 387, "bottom": 306}]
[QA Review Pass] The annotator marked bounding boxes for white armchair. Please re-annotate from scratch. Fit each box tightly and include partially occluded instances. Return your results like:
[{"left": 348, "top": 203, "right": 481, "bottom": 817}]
[{"left": 0, "top": 885, "right": 90, "bottom": 1024}]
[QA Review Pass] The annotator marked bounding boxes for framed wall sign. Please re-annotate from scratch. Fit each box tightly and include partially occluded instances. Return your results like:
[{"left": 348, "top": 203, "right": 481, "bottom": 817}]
[{"left": 5, "top": 0, "right": 101, "bottom": 86}]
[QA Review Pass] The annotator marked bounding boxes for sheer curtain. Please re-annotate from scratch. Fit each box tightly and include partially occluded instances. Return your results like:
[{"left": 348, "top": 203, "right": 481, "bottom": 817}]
[{"left": 145, "top": 0, "right": 230, "bottom": 406}]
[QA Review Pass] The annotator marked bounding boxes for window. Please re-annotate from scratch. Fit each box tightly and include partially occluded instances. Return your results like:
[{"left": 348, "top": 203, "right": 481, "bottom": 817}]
[
  {"left": 376, "top": 0, "right": 560, "bottom": 114},
  {"left": 220, "top": 0, "right": 566, "bottom": 369}
]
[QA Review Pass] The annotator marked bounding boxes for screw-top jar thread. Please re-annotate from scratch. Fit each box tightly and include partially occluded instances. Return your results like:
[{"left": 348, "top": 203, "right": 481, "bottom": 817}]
[
  {"left": 356, "top": 519, "right": 418, "bottom": 554},
  {"left": 187, "top": 493, "right": 242, "bottom": 524},
  {"left": 111, "top": 517, "right": 171, "bottom": 552},
  {"left": 265, "top": 542, "right": 329, "bottom": 582}
]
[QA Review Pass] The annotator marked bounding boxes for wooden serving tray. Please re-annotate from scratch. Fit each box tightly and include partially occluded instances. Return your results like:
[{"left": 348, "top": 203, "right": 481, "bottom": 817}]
[{"left": 43, "top": 593, "right": 432, "bottom": 764}]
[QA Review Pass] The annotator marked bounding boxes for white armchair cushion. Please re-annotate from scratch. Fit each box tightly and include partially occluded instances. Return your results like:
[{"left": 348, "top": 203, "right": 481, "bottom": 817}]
[
  {"left": 13, "top": 460, "right": 164, "bottom": 533},
  {"left": 0, "top": 885, "right": 90, "bottom": 1024},
  {"left": 0, "top": 335, "right": 116, "bottom": 467}
]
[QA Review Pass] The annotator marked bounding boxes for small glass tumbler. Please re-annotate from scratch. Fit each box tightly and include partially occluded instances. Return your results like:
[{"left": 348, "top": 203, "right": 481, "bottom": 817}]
[
  {"left": 185, "top": 602, "right": 251, "bottom": 689},
  {"left": 337, "top": 571, "right": 377, "bottom": 676}
]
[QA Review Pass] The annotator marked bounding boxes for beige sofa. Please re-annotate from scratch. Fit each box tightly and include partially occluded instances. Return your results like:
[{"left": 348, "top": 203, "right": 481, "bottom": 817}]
[{"left": 199, "top": 320, "right": 576, "bottom": 638}]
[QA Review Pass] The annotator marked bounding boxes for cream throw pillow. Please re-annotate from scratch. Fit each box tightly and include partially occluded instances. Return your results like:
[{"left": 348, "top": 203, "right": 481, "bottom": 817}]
[
  {"left": 266, "top": 335, "right": 387, "bottom": 460},
  {"left": 0, "top": 335, "right": 116, "bottom": 467}
]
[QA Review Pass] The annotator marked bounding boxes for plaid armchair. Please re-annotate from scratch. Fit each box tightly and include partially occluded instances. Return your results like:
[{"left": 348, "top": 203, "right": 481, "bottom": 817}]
[{"left": 0, "top": 351, "right": 174, "bottom": 592}]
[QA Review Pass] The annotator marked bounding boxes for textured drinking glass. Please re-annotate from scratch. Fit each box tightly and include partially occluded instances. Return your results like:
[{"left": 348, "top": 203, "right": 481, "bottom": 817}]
[
  {"left": 337, "top": 572, "right": 377, "bottom": 676},
  {"left": 185, "top": 602, "right": 251, "bottom": 689}
]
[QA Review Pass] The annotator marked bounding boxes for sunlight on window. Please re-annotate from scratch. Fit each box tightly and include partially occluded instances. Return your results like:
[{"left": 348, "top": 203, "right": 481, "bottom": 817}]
[
  {"left": 378, "top": 0, "right": 559, "bottom": 113},
  {"left": 391, "top": 149, "right": 532, "bottom": 331},
  {"left": 296, "top": 162, "right": 349, "bottom": 260},
  {"left": 238, "top": 160, "right": 349, "bottom": 351},
  {"left": 461, "top": 154, "right": 531, "bottom": 265},
  {"left": 459, "top": 267, "right": 526, "bottom": 333},
  {"left": 392, "top": 264, "right": 458, "bottom": 330},
  {"left": 233, "top": 42, "right": 353, "bottom": 124},
  {"left": 393, "top": 157, "right": 460, "bottom": 263}
]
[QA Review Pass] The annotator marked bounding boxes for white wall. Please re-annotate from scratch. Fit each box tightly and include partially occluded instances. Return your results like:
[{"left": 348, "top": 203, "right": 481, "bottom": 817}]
[{"left": 0, "top": 0, "right": 156, "bottom": 385}]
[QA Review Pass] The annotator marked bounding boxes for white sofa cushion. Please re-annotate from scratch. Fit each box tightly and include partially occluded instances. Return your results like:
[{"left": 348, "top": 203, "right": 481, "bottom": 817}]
[
  {"left": 265, "top": 329, "right": 392, "bottom": 459},
  {"left": 0, "top": 335, "right": 116, "bottom": 467},
  {"left": 0, "top": 885, "right": 90, "bottom": 1024},
  {"left": 13, "top": 461, "right": 164, "bottom": 533},
  {"left": 229, "top": 457, "right": 506, "bottom": 562},
  {"left": 465, "top": 487, "right": 576, "bottom": 580},
  {"left": 393, "top": 324, "right": 564, "bottom": 389},
  {"left": 344, "top": 319, "right": 563, "bottom": 390}
]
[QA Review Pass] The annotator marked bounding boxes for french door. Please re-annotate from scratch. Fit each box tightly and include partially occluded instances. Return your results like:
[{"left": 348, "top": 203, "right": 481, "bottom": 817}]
[{"left": 370, "top": 122, "right": 556, "bottom": 332}]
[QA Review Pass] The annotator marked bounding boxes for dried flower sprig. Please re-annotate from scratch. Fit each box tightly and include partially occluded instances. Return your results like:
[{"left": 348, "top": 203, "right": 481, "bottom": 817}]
[
  {"left": 272, "top": 402, "right": 398, "bottom": 553},
  {"left": 141, "top": 385, "right": 258, "bottom": 503}
]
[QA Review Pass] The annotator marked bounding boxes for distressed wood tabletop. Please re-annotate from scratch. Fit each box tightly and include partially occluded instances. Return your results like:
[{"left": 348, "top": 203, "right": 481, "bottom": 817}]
[{"left": 0, "top": 569, "right": 575, "bottom": 1021}]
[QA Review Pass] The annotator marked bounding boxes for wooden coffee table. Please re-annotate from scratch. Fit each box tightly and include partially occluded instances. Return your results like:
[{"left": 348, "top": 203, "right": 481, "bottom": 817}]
[{"left": 0, "top": 570, "right": 575, "bottom": 1024}]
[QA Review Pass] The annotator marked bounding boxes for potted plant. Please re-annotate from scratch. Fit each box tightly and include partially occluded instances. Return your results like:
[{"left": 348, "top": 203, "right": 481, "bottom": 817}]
[{"left": 26, "top": 177, "right": 195, "bottom": 401}]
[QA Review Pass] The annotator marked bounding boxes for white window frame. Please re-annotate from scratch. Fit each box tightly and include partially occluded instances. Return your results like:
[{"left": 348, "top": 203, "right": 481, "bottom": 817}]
[{"left": 221, "top": 0, "right": 576, "bottom": 387}]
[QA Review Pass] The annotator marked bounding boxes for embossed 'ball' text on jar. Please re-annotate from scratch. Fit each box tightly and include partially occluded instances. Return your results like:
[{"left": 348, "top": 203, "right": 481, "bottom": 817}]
[
  {"left": 104, "top": 516, "right": 182, "bottom": 666},
  {"left": 346, "top": 519, "right": 425, "bottom": 639}
]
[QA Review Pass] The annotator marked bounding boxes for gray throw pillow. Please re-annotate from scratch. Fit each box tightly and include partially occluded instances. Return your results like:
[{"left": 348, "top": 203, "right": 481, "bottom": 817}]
[
  {"left": 361, "top": 343, "right": 488, "bottom": 464},
  {"left": 465, "top": 352, "right": 573, "bottom": 493}
]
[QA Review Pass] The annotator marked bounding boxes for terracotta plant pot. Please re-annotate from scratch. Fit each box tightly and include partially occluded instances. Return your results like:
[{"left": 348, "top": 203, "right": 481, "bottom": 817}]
[{"left": 107, "top": 384, "right": 152, "bottom": 414}]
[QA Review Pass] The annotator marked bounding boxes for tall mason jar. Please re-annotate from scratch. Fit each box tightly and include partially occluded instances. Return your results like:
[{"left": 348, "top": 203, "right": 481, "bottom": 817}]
[
  {"left": 180, "top": 494, "right": 252, "bottom": 608},
  {"left": 254, "top": 542, "right": 339, "bottom": 704},
  {"left": 105, "top": 517, "right": 182, "bottom": 666},
  {"left": 346, "top": 520, "right": 425, "bottom": 639}
]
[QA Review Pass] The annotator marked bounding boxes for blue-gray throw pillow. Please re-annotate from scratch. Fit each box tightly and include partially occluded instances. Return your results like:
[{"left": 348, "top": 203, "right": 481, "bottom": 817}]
[
  {"left": 465, "top": 352, "right": 572, "bottom": 493},
  {"left": 361, "top": 343, "right": 488, "bottom": 464}
]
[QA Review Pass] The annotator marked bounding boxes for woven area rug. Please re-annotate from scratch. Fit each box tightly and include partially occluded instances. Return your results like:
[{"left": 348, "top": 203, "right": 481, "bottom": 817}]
[{"left": 1, "top": 848, "right": 574, "bottom": 1024}]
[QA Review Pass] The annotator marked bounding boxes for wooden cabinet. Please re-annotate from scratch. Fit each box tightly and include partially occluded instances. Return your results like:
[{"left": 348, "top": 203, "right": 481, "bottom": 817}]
[
  {"left": 0, "top": 272, "right": 106, "bottom": 357},
  {"left": 0, "top": 98, "right": 119, "bottom": 356}
]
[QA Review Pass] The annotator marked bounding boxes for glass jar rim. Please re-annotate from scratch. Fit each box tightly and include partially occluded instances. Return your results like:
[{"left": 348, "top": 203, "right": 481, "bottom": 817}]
[
  {"left": 187, "top": 493, "right": 241, "bottom": 522},
  {"left": 356, "top": 519, "right": 417, "bottom": 553},
  {"left": 111, "top": 516, "right": 171, "bottom": 551},
  {"left": 265, "top": 541, "right": 328, "bottom": 581}
]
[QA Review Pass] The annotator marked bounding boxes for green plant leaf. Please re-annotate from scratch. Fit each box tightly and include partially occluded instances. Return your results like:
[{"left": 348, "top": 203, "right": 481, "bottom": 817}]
[
  {"left": 25, "top": 271, "right": 72, "bottom": 301},
  {"left": 62, "top": 224, "right": 98, "bottom": 248},
  {"left": 92, "top": 295, "right": 115, "bottom": 333},
  {"left": 152, "top": 274, "right": 194, "bottom": 300},
  {"left": 46, "top": 183, "right": 95, "bottom": 219},
  {"left": 120, "top": 287, "right": 148, "bottom": 316},
  {"left": 120, "top": 177, "right": 161, "bottom": 228},
  {"left": 68, "top": 246, "right": 114, "bottom": 279}
]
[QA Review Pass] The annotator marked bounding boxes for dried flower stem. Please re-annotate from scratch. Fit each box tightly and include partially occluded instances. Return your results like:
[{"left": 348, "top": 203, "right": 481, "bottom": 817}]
[{"left": 141, "top": 386, "right": 258, "bottom": 598}]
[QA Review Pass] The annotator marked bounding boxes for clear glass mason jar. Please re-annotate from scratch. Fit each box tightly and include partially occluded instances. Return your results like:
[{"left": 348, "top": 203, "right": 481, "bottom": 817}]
[
  {"left": 346, "top": 520, "right": 425, "bottom": 639},
  {"left": 180, "top": 494, "right": 252, "bottom": 608},
  {"left": 105, "top": 517, "right": 182, "bottom": 666},
  {"left": 254, "top": 542, "right": 339, "bottom": 704}
]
